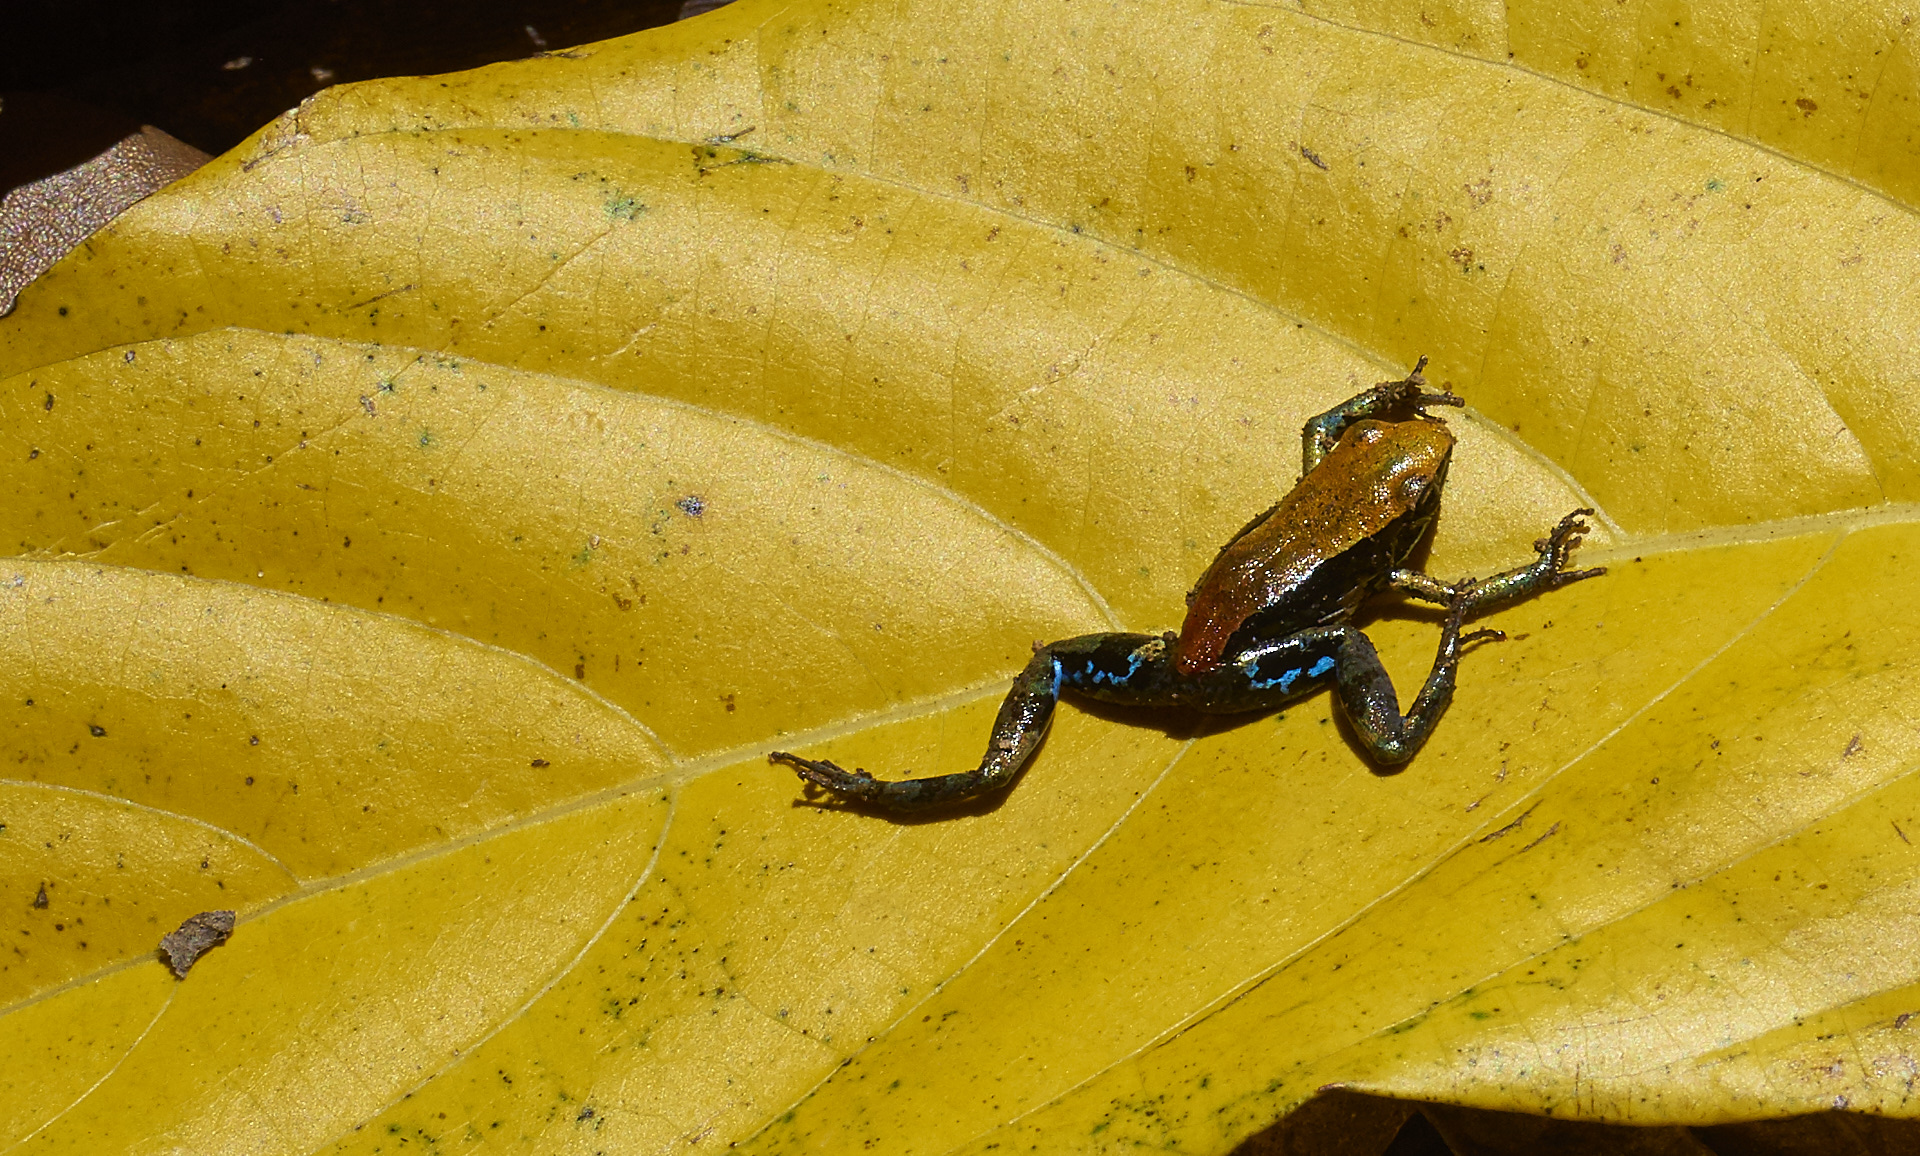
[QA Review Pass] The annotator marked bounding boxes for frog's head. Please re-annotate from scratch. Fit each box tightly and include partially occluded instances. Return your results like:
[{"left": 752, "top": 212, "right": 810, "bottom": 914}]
[
  {"left": 1338, "top": 418, "right": 1453, "bottom": 516},
  {"left": 1345, "top": 419, "right": 1452, "bottom": 547}
]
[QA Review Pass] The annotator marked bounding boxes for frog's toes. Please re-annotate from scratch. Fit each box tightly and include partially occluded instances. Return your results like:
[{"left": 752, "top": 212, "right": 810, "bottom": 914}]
[
  {"left": 770, "top": 751, "right": 881, "bottom": 800},
  {"left": 1558, "top": 507, "right": 1595, "bottom": 537},
  {"left": 1403, "top": 353, "right": 1430, "bottom": 386},
  {"left": 1537, "top": 508, "right": 1607, "bottom": 585}
]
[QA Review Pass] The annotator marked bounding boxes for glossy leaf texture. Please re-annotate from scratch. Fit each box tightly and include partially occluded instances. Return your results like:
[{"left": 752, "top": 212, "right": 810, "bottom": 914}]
[{"left": 1, "top": 0, "right": 1918, "bottom": 1152}]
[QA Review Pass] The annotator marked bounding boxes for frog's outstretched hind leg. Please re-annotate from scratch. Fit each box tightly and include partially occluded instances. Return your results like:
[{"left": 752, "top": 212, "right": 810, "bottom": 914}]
[
  {"left": 771, "top": 632, "right": 1177, "bottom": 812},
  {"left": 770, "top": 644, "right": 1068, "bottom": 811}
]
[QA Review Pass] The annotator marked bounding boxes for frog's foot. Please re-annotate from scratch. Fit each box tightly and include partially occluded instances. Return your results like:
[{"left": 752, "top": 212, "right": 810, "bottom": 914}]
[
  {"left": 1375, "top": 355, "right": 1463, "bottom": 416},
  {"left": 1398, "top": 356, "right": 1465, "bottom": 417},
  {"left": 768, "top": 751, "right": 886, "bottom": 804},
  {"left": 1443, "top": 509, "right": 1607, "bottom": 617},
  {"left": 1536, "top": 508, "right": 1607, "bottom": 587}
]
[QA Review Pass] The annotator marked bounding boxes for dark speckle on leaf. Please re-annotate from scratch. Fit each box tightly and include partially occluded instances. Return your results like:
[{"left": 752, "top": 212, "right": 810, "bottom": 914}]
[{"left": 677, "top": 495, "right": 706, "bottom": 517}]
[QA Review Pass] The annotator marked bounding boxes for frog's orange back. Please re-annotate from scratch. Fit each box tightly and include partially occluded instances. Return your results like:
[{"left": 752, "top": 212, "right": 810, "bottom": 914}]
[{"left": 1173, "top": 419, "right": 1453, "bottom": 676}]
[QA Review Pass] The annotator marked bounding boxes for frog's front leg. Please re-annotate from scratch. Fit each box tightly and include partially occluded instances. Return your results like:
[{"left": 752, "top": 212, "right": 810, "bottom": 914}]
[
  {"left": 770, "top": 632, "right": 1179, "bottom": 812},
  {"left": 1388, "top": 507, "right": 1606, "bottom": 613},
  {"left": 1301, "top": 356, "right": 1460, "bottom": 473}
]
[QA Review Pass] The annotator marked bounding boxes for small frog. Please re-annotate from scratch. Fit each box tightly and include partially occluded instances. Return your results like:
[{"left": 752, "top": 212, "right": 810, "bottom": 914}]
[{"left": 771, "top": 358, "right": 1603, "bottom": 811}]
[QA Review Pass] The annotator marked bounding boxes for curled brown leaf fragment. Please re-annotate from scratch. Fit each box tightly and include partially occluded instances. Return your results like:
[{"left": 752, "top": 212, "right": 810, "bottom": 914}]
[{"left": 158, "top": 910, "right": 237, "bottom": 979}]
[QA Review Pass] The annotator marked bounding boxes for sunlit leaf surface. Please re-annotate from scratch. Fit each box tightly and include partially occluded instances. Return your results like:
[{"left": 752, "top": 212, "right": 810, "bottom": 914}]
[{"left": 2, "top": 0, "right": 1917, "bottom": 1151}]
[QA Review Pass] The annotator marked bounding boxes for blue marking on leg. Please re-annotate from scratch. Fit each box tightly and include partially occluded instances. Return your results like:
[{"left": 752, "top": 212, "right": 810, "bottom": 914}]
[
  {"left": 1085, "top": 649, "right": 1146, "bottom": 687},
  {"left": 1247, "top": 651, "right": 1336, "bottom": 693},
  {"left": 1250, "top": 664, "right": 1302, "bottom": 692}
]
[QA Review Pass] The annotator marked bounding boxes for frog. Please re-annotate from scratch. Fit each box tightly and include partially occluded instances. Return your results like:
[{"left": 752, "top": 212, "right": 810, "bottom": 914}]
[{"left": 770, "top": 357, "right": 1604, "bottom": 812}]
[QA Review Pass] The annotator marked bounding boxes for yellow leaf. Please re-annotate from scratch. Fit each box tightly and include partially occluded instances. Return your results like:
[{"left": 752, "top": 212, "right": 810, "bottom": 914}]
[{"left": 1, "top": 0, "right": 1916, "bottom": 1152}]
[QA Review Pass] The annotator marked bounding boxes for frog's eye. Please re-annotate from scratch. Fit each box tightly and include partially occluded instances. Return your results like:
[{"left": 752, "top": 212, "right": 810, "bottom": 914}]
[{"left": 1398, "top": 474, "right": 1428, "bottom": 504}]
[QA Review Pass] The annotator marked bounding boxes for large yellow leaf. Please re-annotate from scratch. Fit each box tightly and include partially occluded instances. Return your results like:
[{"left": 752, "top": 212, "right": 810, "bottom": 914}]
[{"left": 1, "top": 0, "right": 1916, "bottom": 1152}]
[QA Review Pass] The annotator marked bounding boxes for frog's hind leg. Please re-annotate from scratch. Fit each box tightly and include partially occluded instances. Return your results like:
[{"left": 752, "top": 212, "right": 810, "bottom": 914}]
[
  {"left": 1198, "top": 597, "right": 1498, "bottom": 765},
  {"left": 770, "top": 632, "right": 1175, "bottom": 813},
  {"left": 1320, "top": 595, "right": 1501, "bottom": 765}
]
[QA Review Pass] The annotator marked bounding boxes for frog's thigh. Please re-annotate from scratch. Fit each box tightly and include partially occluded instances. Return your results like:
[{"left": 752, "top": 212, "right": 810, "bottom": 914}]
[
  {"left": 1190, "top": 633, "right": 1345, "bottom": 714},
  {"left": 1052, "top": 632, "right": 1182, "bottom": 706},
  {"left": 1205, "top": 625, "right": 1442, "bottom": 757},
  {"left": 1291, "top": 624, "right": 1465, "bottom": 764}
]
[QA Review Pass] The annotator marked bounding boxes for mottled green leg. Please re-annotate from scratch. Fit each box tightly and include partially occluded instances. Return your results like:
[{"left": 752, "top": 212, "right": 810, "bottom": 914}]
[
  {"left": 1389, "top": 508, "right": 1606, "bottom": 613},
  {"left": 1330, "top": 589, "right": 1504, "bottom": 765},
  {"left": 770, "top": 633, "right": 1174, "bottom": 813},
  {"left": 1301, "top": 356, "right": 1460, "bottom": 473}
]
